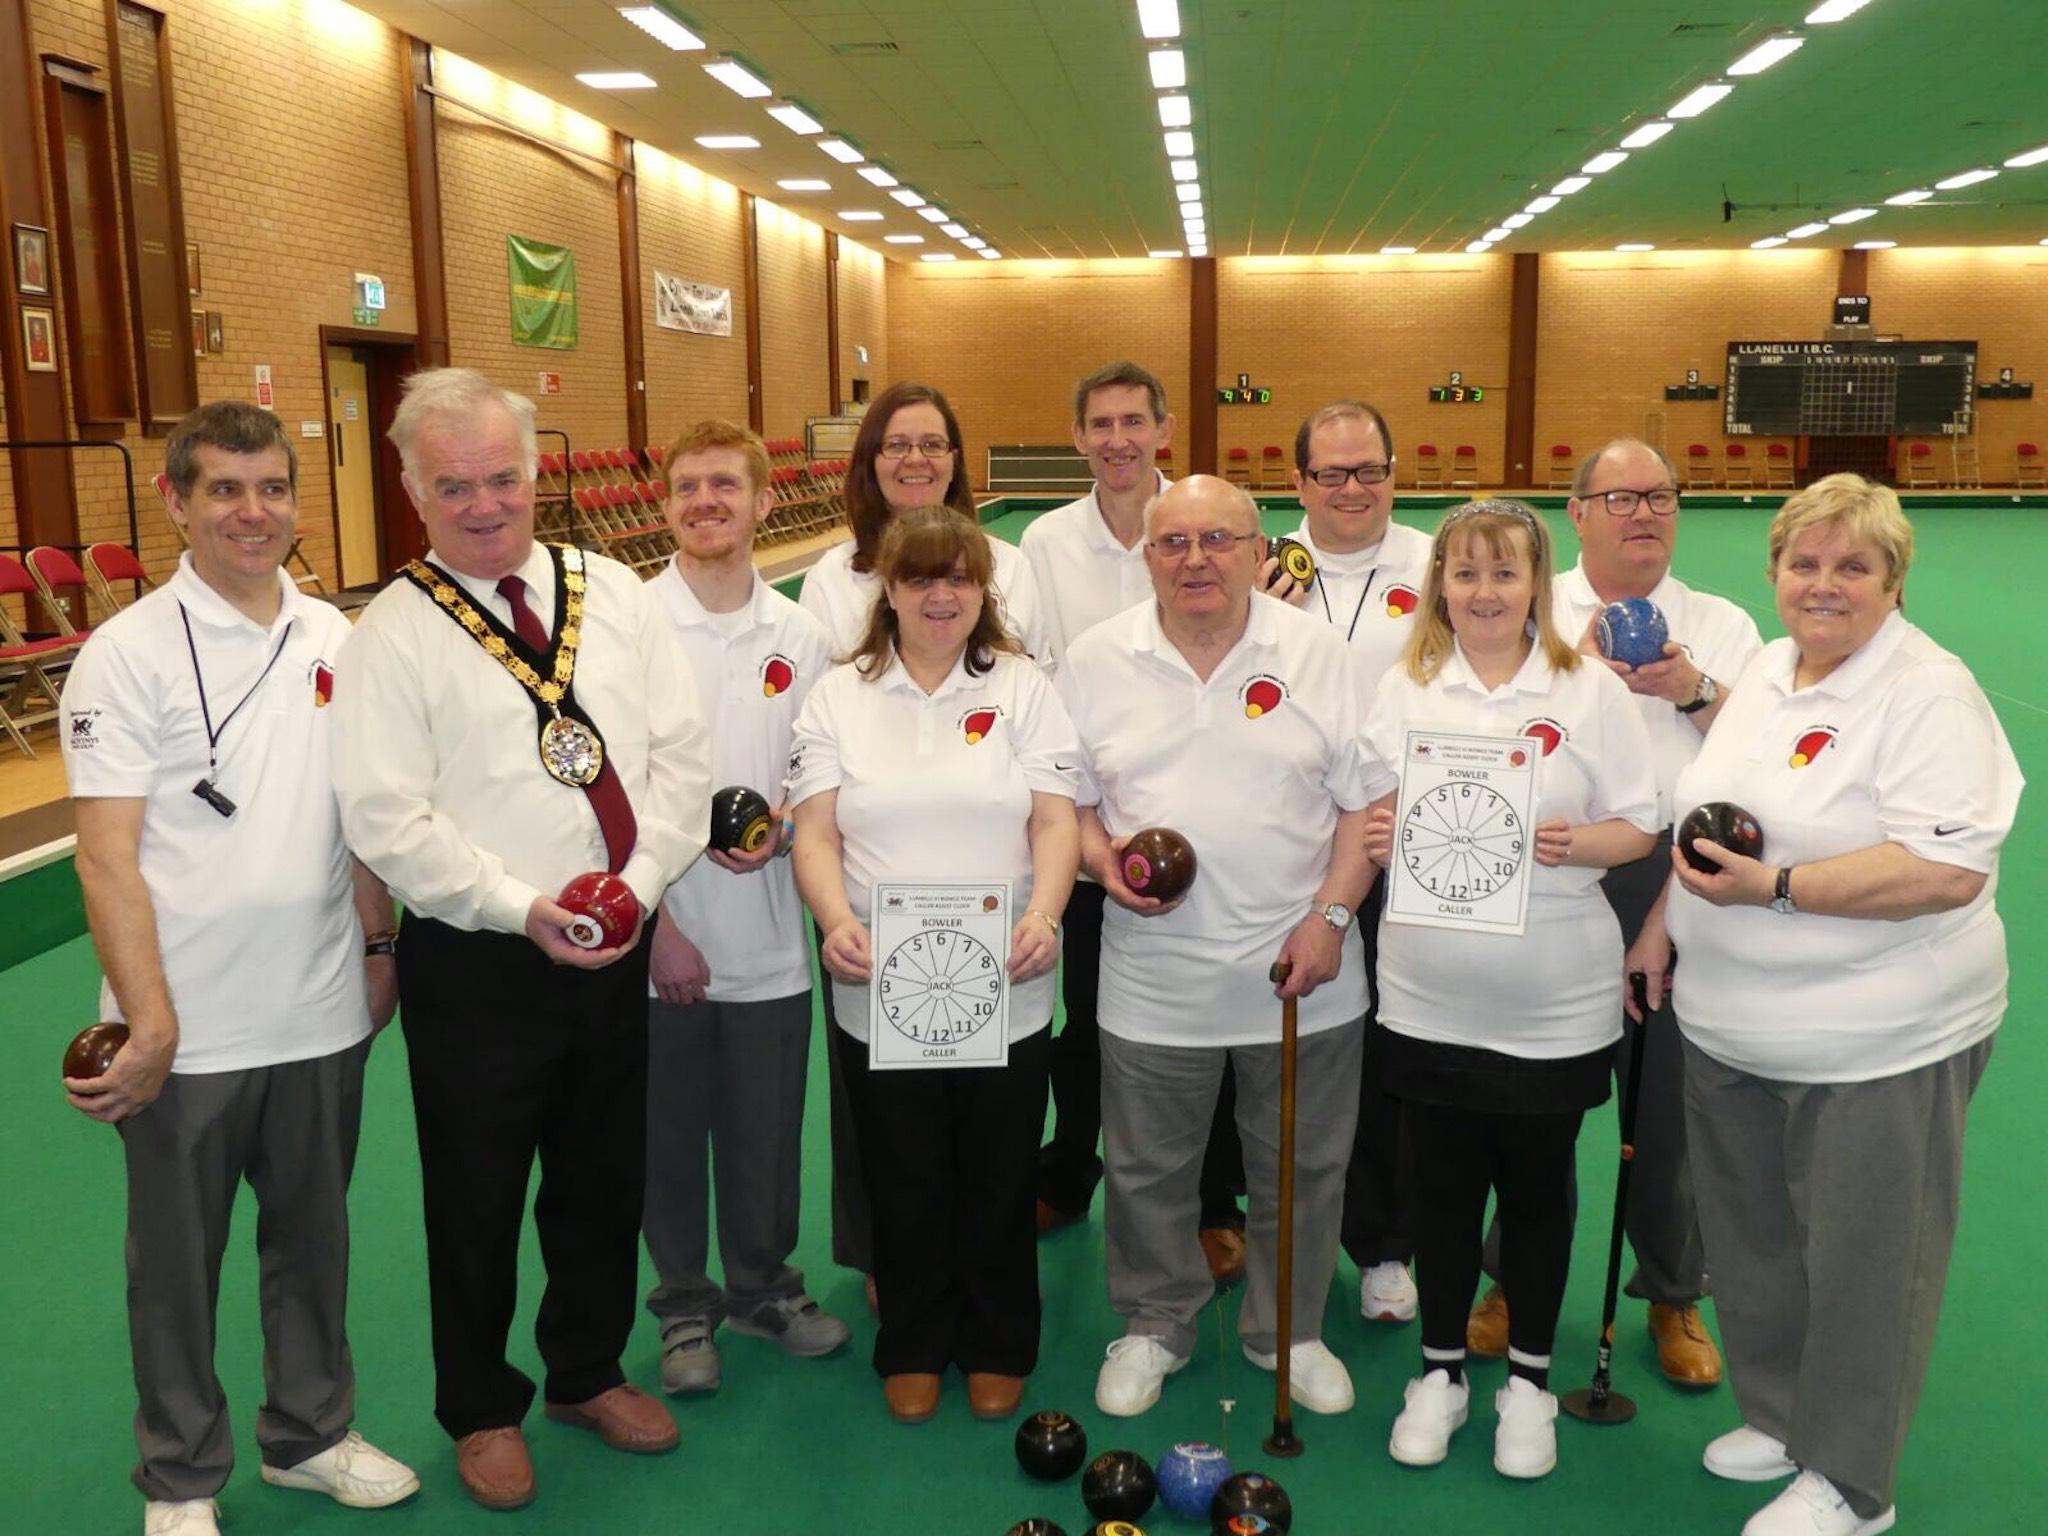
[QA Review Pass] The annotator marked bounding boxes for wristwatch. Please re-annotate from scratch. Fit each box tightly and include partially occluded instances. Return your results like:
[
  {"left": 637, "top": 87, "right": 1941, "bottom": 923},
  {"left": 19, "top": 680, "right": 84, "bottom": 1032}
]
[
  {"left": 1318, "top": 902, "right": 1353, "bottom": 933},
  {"left": 1678, "top": 672, "right": 1719, "bottom": 715},
  {"left": 1769, "top": 866, "right": 1797, "bottom": 914}
]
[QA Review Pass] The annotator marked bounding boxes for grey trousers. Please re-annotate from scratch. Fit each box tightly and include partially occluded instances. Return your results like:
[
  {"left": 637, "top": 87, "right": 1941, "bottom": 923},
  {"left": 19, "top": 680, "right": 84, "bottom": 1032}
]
[
  {"left": 119, "top": 1038, "right": 370, "bottom": 1502},
  {"left": 1683, "top": 1033, "right": 1993, "bottom": 1511},
  {"left": 1101, "top": 1019, "right": 1363, "bottom": 1359},
  {"left": 643, "top": 992, "right": 813, "bottom": 1327}
]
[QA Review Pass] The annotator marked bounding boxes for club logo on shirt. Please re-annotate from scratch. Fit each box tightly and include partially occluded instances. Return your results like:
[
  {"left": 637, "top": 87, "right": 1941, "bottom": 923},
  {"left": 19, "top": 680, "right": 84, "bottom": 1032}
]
[
  {"left": 1521, "top": 717, "right": 1568, "bottom": 756},
  {"left": 1789, "top": 725, "right": 1838, "bottom": 768},
  {"left": 66, "top": 707, "right": 100, "bottom": 749},
  {"left": 1240, "top": 674, "right": 1288, "bottom": 718},
  {"left": 960, "top": 706, "right": 1003, "bottom": 744},
  {"left": 310, "top": 659, "right": 335, "bottom": 707},
  {"left": 1383, "top": 583, "right": 1420, "bottom": 618},
  {"left": 759, "top": 653, "right": 796, "bottom": 697}
]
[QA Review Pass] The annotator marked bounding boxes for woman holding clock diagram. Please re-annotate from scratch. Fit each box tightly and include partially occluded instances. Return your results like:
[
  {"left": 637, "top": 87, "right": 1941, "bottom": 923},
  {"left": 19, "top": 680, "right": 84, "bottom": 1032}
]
[
  {"left": 788, "top": 508, "right": 1079, "bottom": 1426},
  {"left": 1358, "top": 499, "right": 1658, "bottom": 1480}
]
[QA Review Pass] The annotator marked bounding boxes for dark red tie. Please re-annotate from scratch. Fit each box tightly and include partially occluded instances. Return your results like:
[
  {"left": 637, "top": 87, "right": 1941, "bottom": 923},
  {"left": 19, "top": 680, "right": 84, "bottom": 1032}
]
[{"left": 498, "top": 574, "right": 638, "bottom": 874}]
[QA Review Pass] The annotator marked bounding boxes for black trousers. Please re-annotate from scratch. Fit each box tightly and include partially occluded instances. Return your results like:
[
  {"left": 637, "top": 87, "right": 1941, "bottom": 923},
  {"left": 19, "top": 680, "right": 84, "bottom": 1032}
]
[
  {"left": 1039, "top": 882, "right": 1245, "bottom": 1228},
  {"left": 1339, "top": 882, "right": 1414, "bottom": 1267},
  {"left": 837, "top": 1025, "right": 1050, "bottom": 1377},
  {"left": 816, "top": 924, "right": 874, "bottom": 1273},
  {"left": 398, "top": 915, "right": 653, "bottom": 1438},
  {"left": 1410, "top": 1099, "right": 1585, "bottom": 1362}
]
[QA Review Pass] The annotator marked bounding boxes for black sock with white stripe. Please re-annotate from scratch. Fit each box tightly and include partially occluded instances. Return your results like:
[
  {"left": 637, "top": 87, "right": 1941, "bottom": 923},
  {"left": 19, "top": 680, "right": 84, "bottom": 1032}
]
[
  {"left": 1506, "top": 1346, "right": 1550, "bottom": 1391},
  {"left": 1422, "top": 1345, "right": 1465, "bottom": 1387}
]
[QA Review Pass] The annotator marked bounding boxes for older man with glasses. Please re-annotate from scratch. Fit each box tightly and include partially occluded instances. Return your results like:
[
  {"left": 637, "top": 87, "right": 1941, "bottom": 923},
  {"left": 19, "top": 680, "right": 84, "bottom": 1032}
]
[
  {"left": 1057, "top": 475, "right": 1379, "bottom": 1420},
  {"left": 1464, "top": 437, "right": 1761, "bottom": 1390}
]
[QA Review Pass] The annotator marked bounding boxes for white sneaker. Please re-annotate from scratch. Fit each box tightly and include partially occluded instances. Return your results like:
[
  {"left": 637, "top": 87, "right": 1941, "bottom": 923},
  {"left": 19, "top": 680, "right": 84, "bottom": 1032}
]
[
  {"left": 1705, "top": 1423, "right": 1798, "bottom": 1482},
  {"left": 1094, "top": 1334, "right": 1189, "bottom": 1417},
  {"left": 1360, "top": 1261, "right": 1418, "bottom": 1323},
  {"left": 1388, "top": 1369, "right": 1469, "bottom": 1465},
  {"left": 144, "top": 1501, "right": 219, "bottom": 1536},
  {"left": 1742, "top": 1471, "right": 1896, "bottom": 1536},
  {"left": 1241, "top": 1338, "right": 1355, "bottom": 1414},
  {"left": 260, "top": 1429, "right": 421, "bottom": 1508},
  {"left": 1492, "top": 1376, "right": 1559, "bottom": 1479}
]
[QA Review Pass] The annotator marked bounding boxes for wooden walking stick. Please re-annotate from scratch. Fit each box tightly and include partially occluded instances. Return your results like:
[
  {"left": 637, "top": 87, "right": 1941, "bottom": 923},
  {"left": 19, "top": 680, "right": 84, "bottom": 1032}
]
[{"left": 1264, "top": 957, "right": 1303, "bottom": 1458}]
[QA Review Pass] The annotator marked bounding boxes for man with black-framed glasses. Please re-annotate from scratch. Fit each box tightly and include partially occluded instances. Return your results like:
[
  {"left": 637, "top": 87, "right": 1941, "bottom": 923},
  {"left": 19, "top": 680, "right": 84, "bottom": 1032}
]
[{"left": 1465, "top": 437, "right": 1761, "bottom": 1389}]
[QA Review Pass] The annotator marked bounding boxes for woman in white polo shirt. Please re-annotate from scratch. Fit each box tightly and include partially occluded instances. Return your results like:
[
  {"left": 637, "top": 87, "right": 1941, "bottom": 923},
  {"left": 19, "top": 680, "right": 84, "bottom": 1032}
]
[
  {"left": 1651, "top": 475, "right": 2020, "bottom": 1536},
  {"left": 789, "top": 507, "right": 1079, "bottom": 1427},
  {"left": 1360, "top": 500, "right": 1658, "bottom": 1480}
]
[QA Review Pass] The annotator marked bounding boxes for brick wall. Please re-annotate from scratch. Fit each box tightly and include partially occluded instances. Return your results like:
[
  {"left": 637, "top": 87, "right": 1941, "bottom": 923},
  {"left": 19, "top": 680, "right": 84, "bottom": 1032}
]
[
  {"left": 837, "top": 237, "right": 887, "bottom": 411},
  {"left": 636, "top": 143, "right": 749, "bottom": 447},
  {"left": 755, "top": 199, "right": 829, "bottom": 442}
]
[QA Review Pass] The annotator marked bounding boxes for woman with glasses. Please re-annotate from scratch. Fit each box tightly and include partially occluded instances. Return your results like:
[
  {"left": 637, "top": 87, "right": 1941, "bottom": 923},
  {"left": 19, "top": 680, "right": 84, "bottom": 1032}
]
[
  {"left": 799, "top": 381, "right": 1047, "bottom": 661},
  {"left": 1359, "top": 500, "right": 1658, "bottom": 1481},
  {"left": 788, "top": 508, "right": 1079, "bottom": 1425}
]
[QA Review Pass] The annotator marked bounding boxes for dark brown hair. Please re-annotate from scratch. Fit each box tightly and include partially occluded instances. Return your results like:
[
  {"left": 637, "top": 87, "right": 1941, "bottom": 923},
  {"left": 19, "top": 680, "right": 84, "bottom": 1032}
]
[
  {"left": 845, "top": 382, "right": 976, "bottom": 573},
  {"left": 1073, "top": 360, "right": 1169, "bottom": 426},
  {"left": 850, "top": 506, "right": 1019, "bottom": 680}
]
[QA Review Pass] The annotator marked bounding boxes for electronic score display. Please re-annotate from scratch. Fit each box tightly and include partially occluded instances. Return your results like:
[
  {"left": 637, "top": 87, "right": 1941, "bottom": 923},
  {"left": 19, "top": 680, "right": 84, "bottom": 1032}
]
[
  {"left": 1428, "top": 384, "right": 1485, "bottom": 403},
  {"left": 1725, "top": 341, "right": 1976, "bottom": 438}
]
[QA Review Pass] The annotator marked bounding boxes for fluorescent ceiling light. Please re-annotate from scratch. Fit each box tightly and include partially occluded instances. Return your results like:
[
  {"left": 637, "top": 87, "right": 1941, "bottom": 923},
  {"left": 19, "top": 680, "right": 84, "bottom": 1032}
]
[
  {"left": 1148, "top": 49, "right": 1186, "bottom": 89},
  {"left": 1885, "top": 188, "right": 1934, "bottom": 205},
  {"left": 1751, "top": 236, "right": 1788, "bottom": 248},
  {"left": 1501, "top": 213, "right": 1534, "bottom": 229},
  {"left": 857, "top": 166, "right": 899, "bottom": 187},
  {"left": 1137, "top": 0, "right": 1181, "bottom": 40},
  {"left": 1158, "top": 94, "right": 1192, "bottom": 128},
  {"left": 1828, "top": 207, "right": 1878, "bottom": 224},
  {"left": 883, "top": 234, "right": 924, "bottom": 244},
  {"left": 1524, "top": 195, "right": 1561, "bottom": 213},
  {"left": 962, "top": 237, "right": 986, "bottom": 249},
  {"left": 1619, "top": 121, "right": 1675, "bottom": 149},
  {"left": 1175, "top": 183, "right": 1202, "bottom": 203},
  {"left": 1187, "top": 244, "right": 1208, "bottom": 257},
  {"left": 1381, "top": 245, "right": 1417, "bottom": 254},
  {"left": 1616, "top": 243, "right": 1655, "bottom": 252},
  {"left": 1728, "top": 34, "right": 1805, "bottom": 75},
  {"left": 618, "top": 7, "right": 703, "bottom": 51},
  {"left": 1164, "top": 130, "right": 1195, "bottom": 157},
  {"left": 977, "top": 248, "right": 1002, "bottom": 259},
  {"left": 890, "top": 189, "right": 926, "bottom": 207},
  {"left": 2004, "top": 144, "right": 2048, "bottom": 168},
  {"left": 1180, "top": 207, "right": 1204, "bottom": 224},
  {"left": 1805, "top": 0, "right": 1874, "bottom": 21},
  {"left": 1935, "top": 167, "right": 1996, "bottom": 189},
  {"left": 702, "top": 56, "right": 771, "bottom": 98},
  {"left": 1787, "top": 221, "right": 1829, "bottom": 238},
  {"left": 940, "top": 222, "right": 967, "bottom": 237},
  {"left": 1149, "top": 249, "right": 1184, "bottom": 259},
  {"left": 577, "top": 71, "right": 655, "bottom": 89},
  {"left": 1170, "top": 159, "right": 1199, "bottom": 181},
  {"left": 1583, "top": 151, "right": 1629, "bottom": 174},
  {"left": 1484, "top": 227, "right": 1511, "bottom": 241},
  {"left": 1854, "top": 240, "right": 1896, "bottom": 249},
  {"left": 777, "top": 178, "right": 829, "bottom": 192},
  {"left": 694, "top": 135, "right": 758, "bottom": 149},
  {"left": 765, "top": 100, "right": 822, "bottom": 135},
  {"left": 1182, "top": 218, "right": 1206, "bottom": 233},
  {"left": 817, "top": 138, "right": 863, "bottom": 164},
  {"left": 838, "top": 210, "right": 883, "bottom": 221},
  {"left": 1465, "top": 240, "right": 1494, "bottom": 253},
  {"left": 1668, "top": 82, "right": 1734, "bottom": 118},
  {"left": 921, "top": 252, "right": 957, "bottom": 262},
  {"left": 917, "top": 206, "right": 948, "bottom": 223},
  {"left": 1551, "top": 176, "right": 1591, "bottom": 196}
]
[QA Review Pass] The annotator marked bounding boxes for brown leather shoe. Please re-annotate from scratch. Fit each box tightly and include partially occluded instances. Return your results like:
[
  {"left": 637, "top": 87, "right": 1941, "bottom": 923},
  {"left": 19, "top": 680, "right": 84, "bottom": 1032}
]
[
  {"left": 966, "top": 1372, "right": 1026, "bottom": 1420},
  {"left": 1036, "top": 1198, "right": 1084, "bottom": 1235},
  {"left": 1200, "top": 1226, "right": 1247, "bottom": 1287},
  {"left": 455, "top": 1426, "right": 535, "bottom": 1510},
  {"left": 542, "top": 1383, "right": 679, "bottom": 1453},
  {"left": 883, "top": 1372, "right": 941, "bottom": 1423},
  {"left": 1649, "top": 1302, "right": 1724, "bottom": 1387},
  {"left": 1466, "top": 1283, "right": 1509, "bottom": 1358}
]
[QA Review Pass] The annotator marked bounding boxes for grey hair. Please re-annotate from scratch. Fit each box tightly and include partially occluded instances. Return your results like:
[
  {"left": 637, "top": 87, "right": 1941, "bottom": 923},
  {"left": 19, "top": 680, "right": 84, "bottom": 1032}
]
[
  {"left": 388, "top": 367, "right": 539, "bottom": 482},
  {"left": 1572, "top": 438, "right": 1677, "bottom": 499},
  {"left": 1143, "top": 473, "right": 1260, "bottom": 539}
]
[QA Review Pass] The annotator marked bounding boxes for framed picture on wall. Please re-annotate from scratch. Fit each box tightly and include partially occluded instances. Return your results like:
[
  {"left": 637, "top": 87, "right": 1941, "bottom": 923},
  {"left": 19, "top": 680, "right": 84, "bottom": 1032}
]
[
  {"left": 14, "top": 224, "right": 51, "bottom": 297},
  {"left": 205, "top": 311, "right": 223, "bottom": 352},
  {"left": 23, "top": 306, "right": 58, "bottom": 370},
  {"left": 191, "top": 306, "right": 206, "bottom": 357},
  {"left": 187, "top": 241, "right": 201, "bottom": 295}
]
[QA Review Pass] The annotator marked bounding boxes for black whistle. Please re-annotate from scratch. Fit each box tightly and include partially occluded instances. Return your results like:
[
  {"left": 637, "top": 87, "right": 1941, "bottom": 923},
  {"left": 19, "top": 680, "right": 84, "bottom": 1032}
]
[{"left": 192, "top": 779, "right": 238, "bottom": 819}]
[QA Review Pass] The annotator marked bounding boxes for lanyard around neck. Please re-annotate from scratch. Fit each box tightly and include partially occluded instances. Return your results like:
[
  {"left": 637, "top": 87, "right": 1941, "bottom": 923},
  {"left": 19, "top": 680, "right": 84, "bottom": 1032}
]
[{"left": 178, "top": 601, "right": 295, "bottom": 788}]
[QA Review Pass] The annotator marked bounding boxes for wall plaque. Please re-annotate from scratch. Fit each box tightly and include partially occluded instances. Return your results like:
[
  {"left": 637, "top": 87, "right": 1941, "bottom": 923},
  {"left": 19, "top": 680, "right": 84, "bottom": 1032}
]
[{"left": 106, "top": 0, "right": 196, "bottom": 429}]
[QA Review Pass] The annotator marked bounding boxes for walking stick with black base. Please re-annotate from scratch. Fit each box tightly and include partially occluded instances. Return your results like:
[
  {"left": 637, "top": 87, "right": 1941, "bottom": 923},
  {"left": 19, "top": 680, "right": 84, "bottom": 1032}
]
[
  {"left": 1562, "top": 970, "right": 1653, "bottom": 1426},
  {"left": 1263, "top": 957, "right": 1303, "bottom": 1458}
]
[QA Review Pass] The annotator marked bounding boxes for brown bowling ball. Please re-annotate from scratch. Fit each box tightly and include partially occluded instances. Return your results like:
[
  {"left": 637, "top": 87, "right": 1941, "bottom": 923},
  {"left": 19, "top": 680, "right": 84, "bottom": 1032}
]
[
  {"left": 63, "top": 1022, "right": 130, "bottom": 1081},
  {"left": 1121, "top": 827, "right": 1197, "bottom": 903}
]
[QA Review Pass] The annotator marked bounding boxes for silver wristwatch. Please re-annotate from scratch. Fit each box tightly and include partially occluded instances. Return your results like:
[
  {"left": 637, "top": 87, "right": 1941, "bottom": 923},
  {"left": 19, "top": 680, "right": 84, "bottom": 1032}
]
[
  {"left": 1319, "top": 902, "right": 1353, "bottom": 933},
  {"left": 1770, "top": 866, "right": 1797, "bottom": 914}
]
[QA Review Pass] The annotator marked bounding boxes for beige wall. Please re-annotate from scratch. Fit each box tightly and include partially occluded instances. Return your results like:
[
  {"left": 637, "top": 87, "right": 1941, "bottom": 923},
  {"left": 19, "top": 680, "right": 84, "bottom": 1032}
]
[
  {"left": 754, "top": 200, "right": 830, "bottom": 442},
  {"left": 637, "top": 145, "right": 749, "bottom": 448}
]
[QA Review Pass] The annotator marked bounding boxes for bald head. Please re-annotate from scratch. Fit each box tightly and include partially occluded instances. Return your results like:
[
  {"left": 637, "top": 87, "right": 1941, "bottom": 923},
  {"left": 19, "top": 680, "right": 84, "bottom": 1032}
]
[
  {"left": 1144, "top": 474, "right": 1259, "bottom": 540},
  {"left": 1143, "top": 473, "right": 1266, "bottom": 638}
]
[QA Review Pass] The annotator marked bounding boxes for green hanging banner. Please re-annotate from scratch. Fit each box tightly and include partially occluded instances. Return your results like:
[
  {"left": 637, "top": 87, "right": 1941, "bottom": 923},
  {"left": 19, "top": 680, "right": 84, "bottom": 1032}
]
[{"left": 507, "top": 235, "right": 578, "bottom": 349}]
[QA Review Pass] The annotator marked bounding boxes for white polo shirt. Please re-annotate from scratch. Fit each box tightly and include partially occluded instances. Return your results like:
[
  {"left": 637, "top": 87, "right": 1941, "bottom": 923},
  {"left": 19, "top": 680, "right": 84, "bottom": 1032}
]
[
  {"left": 1552, "top": 560, "right": 1764, "bottom": 827},
  {"left": 1362, "top": 644, "right": 1660, "bottom": 1058},
  {"left": 59, "top": 556, "right": 370, "bottom": 1074},
  {"left": 786, "top": 649, "right": 1079, "bottom": 1043},
  {"left": 1019, "top": 473, "right": 1166, "bottom": 674},
  {"left": 1286, "top": 518, "right": 1435, "bottom": 692},
  {"left": 1059, "top": 594, "right": 1373, "bottom": 1047},
  {"left": 1669, "top": 612, "right": 2020, "bottom": 1084},
  {"left": 798, "top": 531, "right": 1049, "bottom": 663},
  {"left": 650, "top": 562, "right": 833, "bottom": 1003}
]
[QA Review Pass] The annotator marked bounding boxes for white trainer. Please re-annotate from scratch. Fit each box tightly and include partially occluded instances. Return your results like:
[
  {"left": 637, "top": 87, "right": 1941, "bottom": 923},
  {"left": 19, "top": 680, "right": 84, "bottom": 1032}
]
[
  {"left": 1094, "top": 1334, "right": 1189, "bottom": 1417},
  {"left": 1241, "top": 1338, "right": 1355, "bottom": 1414},
  {"left": 1388, "top": 1369, "right": 1469, "bottom": 1466},
  {"left": 1743, "top": 1470, "right": 1896, "bottom": 1536},
  {"left": 1360, "top": 1261, "right": 1418, "bottom": 1323},
  {"left": 144, "top": 1500, "right": 219, "bottom": 1536},
  {"left": 259, "top": 1429, "right": 421, "bottom": 1508},
  {"left": 1492, "top": 1376, "right": 1559, "bottom": 1479},
  {"left": 1705, "top": 1423, "right": 1798, "bottom": 1482}
]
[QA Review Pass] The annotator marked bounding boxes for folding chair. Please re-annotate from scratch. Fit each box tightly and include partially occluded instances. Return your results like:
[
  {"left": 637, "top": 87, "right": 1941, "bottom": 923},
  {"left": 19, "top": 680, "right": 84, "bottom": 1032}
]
[
  {"left": 1412, "top": 444, "right": 1444, "bottom": 490},
  {"left": 2017, "top": 442, "right": 2045, "bottom": 489},
  {"left": 1547, "top": 445, "right": 1574, "bottom": 491},
  {"left": 1259, "top": 445, "right": 1289, "bottom": 489},
  {"left": 1902, "top": 442, "right": 1939, "bottom": 489},
  {"left": 26, "top": 546, "right": 95, "bottom": 638},
  {"left": 86, "top": 543, "right": 157, "bottom": 616},
  {"left": 1723, "top": 442, "right": 1755, "bottom": 490},
  {"left": 0, "top": 553, "right": 85, "bottom": 758},
  {"left": 1450, "top": 445, "right": 1478, "bottom": 489},
  {"left": 1684, "top": 444, "right": 1715, "bottom": 489},
  {"left": 1764, "top": 442, "right": 1796, "bottom": 490},
  {"left": 1223, "top": 447, "right": 1252, "bottom": 487}
]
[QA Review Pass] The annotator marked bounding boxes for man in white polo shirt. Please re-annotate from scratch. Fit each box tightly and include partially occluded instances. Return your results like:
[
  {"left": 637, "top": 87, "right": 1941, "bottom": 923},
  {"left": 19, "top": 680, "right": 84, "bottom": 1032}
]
[
  {"left": 1268, "top": 399, "right": 1435, "bottom": 1329},
  {"left": 641, "top": 419, "right": 846, "bottom": 1395},
  {"left": 1060, "top": 475, "right": 1378, "bottom": 1419},
  {"left": 60, "top": 402, "right": 417, "bottom": 1536},
  {"left": 1468, "top": 437, "right": 1761, "bottom": 1386}
]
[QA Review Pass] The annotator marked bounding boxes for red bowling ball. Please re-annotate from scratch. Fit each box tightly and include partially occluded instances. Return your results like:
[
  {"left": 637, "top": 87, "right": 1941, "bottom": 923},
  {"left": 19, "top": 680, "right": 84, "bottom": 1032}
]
[
  {"left": 1121, "top": 828, "right": 1197, "bottom": 903},
  {"left": 63, "top": 1021, "right": 129, "bottom": 1081},
  {"left": 559, "top": 871, "right": 641, "bottom": 950}
]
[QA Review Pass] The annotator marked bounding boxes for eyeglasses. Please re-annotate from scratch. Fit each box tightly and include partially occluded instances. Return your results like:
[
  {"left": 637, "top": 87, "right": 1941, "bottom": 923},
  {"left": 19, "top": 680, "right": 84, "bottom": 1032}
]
[
  {"left": 1148, "top": 529, "right": 1261, "bottom": 559},
  {"left": 878, "top": 436, "right": 955, "bottom": 460},
  {"left": 1589, "top": 487, "right": 1680, "bottom": 517},
  {"left": 1306, "top": 461, "right": 1393, "bottom": 489}
]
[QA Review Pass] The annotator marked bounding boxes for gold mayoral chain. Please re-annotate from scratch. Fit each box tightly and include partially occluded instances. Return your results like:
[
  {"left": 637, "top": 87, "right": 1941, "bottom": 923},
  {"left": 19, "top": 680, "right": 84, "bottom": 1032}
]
[{"left": 401, "top": 546, "right": 605, "bottom": 788}]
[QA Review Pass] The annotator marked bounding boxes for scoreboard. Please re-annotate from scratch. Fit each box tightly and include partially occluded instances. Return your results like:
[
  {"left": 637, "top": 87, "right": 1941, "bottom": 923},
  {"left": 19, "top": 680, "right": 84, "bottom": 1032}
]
[{"left": 1725, "top": 341, "right": 1976, "bottom": 437}]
